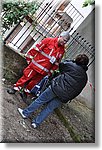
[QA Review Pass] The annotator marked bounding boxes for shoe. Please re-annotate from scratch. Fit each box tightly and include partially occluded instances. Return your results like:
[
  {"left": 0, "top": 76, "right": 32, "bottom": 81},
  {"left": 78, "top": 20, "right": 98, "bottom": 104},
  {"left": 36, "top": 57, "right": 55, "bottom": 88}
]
[
  {"left": 14, "top": 86, "right": 21, "bottom": 91},
  {"left": 19, "top": 91, "right": 27, "bottom": 103},
  {"left": 7, "top": 86, "right": 21, "bottom": 94},
  {"left": 7, "top": 88, "right": 16, "bottom": 94},
  {"left": 17, "top": 108, "right": 27, "bottom": 119},
  {"left": 31, "top": 123, "right": 37, "bottom": 129}
]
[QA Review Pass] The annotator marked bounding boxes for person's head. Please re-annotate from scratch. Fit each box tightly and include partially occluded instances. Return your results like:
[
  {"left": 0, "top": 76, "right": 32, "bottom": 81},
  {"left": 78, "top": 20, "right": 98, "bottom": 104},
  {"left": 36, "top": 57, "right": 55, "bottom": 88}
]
[
  {"left": 75, "top": 54, "right": 89, "bottom": 66},
  {"left": 58, "top": 31, "right": 70, "bottom": 46}
]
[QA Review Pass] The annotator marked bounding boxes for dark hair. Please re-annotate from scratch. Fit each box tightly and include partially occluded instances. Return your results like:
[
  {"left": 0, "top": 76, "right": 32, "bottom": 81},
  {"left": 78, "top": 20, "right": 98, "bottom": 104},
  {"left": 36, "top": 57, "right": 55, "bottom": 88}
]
[{"left": 75, "top": 54, "right": 89, "bottom": 66}]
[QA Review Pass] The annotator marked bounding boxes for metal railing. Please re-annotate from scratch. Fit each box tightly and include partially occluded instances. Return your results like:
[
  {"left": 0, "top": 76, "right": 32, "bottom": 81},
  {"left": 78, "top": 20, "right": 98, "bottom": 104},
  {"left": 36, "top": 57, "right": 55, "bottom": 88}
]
[
  {"left": 3, "top": 0, "right": 94, "bottom": 66},
  {"left": 65, "top": 31, "right": 95, "bottom": 66}
]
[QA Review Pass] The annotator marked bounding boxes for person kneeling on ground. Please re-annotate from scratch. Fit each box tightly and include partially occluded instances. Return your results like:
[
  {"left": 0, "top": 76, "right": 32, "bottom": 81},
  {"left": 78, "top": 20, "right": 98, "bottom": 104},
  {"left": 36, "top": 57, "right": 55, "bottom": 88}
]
[{"left": 18, "top": 54, "right": 89, "bottom": 128}]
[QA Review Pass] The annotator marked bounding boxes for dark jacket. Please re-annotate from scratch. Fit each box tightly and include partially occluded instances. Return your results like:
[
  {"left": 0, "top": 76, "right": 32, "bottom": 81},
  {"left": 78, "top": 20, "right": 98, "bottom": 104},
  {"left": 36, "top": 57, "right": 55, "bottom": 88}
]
[{"left": 51, "top": 60, "right": 88, "bottom": 103}]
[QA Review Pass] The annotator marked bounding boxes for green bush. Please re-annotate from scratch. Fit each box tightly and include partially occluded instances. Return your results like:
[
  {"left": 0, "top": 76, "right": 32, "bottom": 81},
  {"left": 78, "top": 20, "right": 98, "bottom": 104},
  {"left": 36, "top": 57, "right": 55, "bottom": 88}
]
[
  {"left": 2, "top": 0, "right": 39, "bottom": 30},
  {"left": 82, "top": 0, "right": 95, "bottom": 7}
]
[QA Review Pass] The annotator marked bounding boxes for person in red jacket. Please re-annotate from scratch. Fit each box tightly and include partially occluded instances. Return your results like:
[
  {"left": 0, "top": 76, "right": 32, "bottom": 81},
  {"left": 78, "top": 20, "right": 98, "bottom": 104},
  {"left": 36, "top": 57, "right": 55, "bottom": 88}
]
[{"left": 7, "top": 31, "right": 70, "bottom": 94}]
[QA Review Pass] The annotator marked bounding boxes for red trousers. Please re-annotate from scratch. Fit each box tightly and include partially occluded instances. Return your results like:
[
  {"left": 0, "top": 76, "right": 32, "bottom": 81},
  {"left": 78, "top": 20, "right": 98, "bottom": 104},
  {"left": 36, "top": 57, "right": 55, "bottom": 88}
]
[{"left": 15, "top": 65, "right": 44, "bottom": 91}]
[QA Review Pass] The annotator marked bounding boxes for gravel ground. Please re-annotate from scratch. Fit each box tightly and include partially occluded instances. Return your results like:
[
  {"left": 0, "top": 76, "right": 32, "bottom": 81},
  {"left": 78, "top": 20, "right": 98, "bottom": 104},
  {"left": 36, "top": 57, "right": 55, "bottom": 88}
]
[{"left": 0, "top": 83, "right": 95, "bottom": 143}]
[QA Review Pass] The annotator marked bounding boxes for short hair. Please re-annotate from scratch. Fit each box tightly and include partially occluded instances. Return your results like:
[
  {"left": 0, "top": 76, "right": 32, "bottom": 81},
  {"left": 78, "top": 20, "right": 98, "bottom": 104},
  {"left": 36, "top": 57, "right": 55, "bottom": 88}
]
[
  {"left": 60, "top": 31, "right": 70, "bottom": 41},
  {"left": 75, "top": 54, "right": 89, "bottom": 66}
]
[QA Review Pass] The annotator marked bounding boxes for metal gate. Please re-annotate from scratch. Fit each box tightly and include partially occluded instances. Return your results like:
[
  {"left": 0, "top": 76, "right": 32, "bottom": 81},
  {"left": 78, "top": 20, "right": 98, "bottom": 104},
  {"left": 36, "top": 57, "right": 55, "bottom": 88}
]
[
  {"left": 65, "top": 30, "right": 95, "bottom": 66},
  {"left": 4, "top": 0, "right": 83, "bottom": 50},
  {"left": 3, "top": 0, "right": 94, "bottom": 66}
]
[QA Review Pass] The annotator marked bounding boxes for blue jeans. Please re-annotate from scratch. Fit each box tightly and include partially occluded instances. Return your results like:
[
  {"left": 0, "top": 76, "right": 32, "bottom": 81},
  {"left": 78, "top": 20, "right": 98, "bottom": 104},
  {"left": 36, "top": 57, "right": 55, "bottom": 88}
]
[{"left": 23, "top": 87, "right": 61, "bottom": 126}]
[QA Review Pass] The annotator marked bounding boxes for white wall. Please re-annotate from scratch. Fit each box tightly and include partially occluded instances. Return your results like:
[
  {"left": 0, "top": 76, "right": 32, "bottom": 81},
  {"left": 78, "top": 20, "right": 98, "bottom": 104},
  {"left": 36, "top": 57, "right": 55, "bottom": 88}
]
[
  {"left": 70, "top": 0, "right": 94, "bottom": 33},
  {"left": 75, "top": 9, "right": 95, "bottom": 109}
]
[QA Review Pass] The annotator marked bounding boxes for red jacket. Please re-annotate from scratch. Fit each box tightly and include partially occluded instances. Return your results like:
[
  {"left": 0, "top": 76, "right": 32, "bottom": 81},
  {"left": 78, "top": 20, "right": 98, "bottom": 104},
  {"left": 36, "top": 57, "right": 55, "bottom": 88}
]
[{"left": 26, "top": 37, "right": 65, "bottom": 76}]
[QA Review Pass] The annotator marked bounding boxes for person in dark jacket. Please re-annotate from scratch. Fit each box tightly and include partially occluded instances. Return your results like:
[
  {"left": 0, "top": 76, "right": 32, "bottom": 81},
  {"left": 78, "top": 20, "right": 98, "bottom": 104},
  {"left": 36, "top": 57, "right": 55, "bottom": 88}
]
[{"left": 17, "top": 54, "right": 89, "bottom": 128}]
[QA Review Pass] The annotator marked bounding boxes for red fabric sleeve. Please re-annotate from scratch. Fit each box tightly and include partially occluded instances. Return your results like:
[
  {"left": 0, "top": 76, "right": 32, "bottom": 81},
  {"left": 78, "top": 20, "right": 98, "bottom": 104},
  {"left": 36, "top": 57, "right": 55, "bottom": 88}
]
[
  {"left": 26, "top": 48, "right": 37, "bottom": 64},
  {"left": 36, "top": 38, "right": 49, "bottom": 51}
]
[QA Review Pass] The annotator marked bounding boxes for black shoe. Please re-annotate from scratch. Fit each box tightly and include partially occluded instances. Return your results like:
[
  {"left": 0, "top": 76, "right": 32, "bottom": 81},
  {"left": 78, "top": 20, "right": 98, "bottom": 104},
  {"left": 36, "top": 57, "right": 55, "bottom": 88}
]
[
  {"left": 7, "top": 88, "right": 16, "bottom": 94},
  {"left": 19, "top": 91, "right": 27, "bottom": 103}
]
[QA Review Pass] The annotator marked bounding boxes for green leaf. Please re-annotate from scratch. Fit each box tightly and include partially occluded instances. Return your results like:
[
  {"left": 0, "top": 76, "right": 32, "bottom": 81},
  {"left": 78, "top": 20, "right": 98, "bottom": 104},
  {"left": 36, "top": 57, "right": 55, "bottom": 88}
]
[
  {"left": 82, "top": 0, "right": 95, "bottom": 7},
  {"left": 2, "top": 0, "right": 39, "bottom": 32}
]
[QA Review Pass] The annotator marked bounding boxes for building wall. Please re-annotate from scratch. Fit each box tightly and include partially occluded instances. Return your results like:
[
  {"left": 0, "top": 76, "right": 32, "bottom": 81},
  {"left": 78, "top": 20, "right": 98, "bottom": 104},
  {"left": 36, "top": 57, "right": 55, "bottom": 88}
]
[
  {"left": 76, "top": 9, "right": 95, "bottom": 46},
  {"left": 75, "top": 9, "right": 95, "bottom": 109},
  {"left": 70, "top": 0, "right": 94, "bottom": 32}
]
